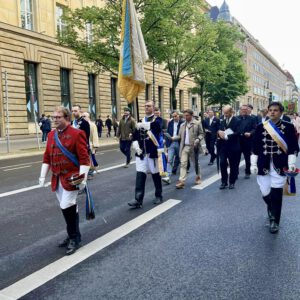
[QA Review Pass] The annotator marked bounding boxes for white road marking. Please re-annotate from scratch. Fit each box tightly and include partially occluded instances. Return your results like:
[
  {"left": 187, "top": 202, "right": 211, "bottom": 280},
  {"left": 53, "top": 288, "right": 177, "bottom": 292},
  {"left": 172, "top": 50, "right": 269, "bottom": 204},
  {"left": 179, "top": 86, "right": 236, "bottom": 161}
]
[
  {"left": 3, "top": 165, "right": 32, "bottom": 172},
  {"left": 192, "top": 160, "right": 246, "bottom": 190},
  {"left": 0, "top": 161, "right": 40, "bottom": 169},
  {"left": 0, "top": 199, "right": 181, "bottom": 300},
  {"left": 0, "top": 162, "right": 136, "bottom": 198}
]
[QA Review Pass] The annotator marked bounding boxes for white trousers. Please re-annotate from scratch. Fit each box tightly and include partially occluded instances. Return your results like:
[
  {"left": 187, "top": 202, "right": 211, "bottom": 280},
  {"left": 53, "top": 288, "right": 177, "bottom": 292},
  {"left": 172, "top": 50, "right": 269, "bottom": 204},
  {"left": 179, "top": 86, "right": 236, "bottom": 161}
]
[
  {"left": 55, "top": 179, "right": 78, "bottom": 209},
  {"left": 257, "top": 163, "right": 285, "bottom": 196},
  {"left": 136, "top": 155, "right": 158, "bottom": 174}
]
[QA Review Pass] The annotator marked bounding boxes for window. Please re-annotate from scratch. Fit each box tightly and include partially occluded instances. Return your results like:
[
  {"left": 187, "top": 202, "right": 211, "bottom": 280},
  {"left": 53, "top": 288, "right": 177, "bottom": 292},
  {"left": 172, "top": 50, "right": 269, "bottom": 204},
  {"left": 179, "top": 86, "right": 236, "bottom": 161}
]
[
  {"left": 86, "top": 23, "right": 93, "bottom": 45},
  {"left": 56, "top": 5, "right": 66, "bottom": 35},
  {"left": 158, "top": 86, "right": 163, "bottom": 111},
  {"left": 21, "top": 0, "right": 34, "bottom": 30},
  {"left": 88, "top": 74, "right": 96, "bottom": 120},
  {"left": 24, "top": 62, "right": 39, "bottom": 122},
  {"left": 111, "top": 78, "right": 118, "bottom": 118},
  {"left": 145, "top": 84, "right": 151, "bottom": 101},
  {"left": 60, "top": 68, "right": 71, "bottom": 109}
]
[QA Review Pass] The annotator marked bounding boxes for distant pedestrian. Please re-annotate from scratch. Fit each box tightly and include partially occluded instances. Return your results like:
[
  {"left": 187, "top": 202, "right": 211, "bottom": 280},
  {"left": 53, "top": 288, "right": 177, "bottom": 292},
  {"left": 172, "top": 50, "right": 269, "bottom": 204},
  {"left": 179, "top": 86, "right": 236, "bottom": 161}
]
[
  {"left": 174, "top": 109, "right": 204, "bottom": 189},
  {"left": 112, "top": 117, "right": 119, "bottom": 137},
  {"left": 251, "top": 102, "right": 299, "bottom": 234},
  {"left": 42, "top": 115, "right": 52, "bottom": 142},
  {"left": 217, "top": 105, "right": 241, "bottom": 190},
  {"left": 39, "top": 106, "right": 90, "bottom": 255},
  {"left": 105, "top": 115, "right": 112, "bottom": 137},
  {"left": 292, "top": 113, "right": 300, "bottom": 140},
  {"left": 117, "top": 108, "right": 136, "bottom": 167},
  {"left": 96, "top": 115, "right": 104, "bottom": 138},
  {"left": 203, "top": 110, "right": 220, "bottom": 165},
  {"left": 39, "top": 114, "right": 47, "bottom": 143}
]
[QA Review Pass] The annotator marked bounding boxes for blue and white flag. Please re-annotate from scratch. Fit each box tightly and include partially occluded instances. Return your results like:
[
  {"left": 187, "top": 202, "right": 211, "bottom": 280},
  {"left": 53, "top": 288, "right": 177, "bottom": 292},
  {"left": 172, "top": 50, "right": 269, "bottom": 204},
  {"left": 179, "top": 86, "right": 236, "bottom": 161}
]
[{"left": 118, "top": 0, "right": 149, "bottom": 103}]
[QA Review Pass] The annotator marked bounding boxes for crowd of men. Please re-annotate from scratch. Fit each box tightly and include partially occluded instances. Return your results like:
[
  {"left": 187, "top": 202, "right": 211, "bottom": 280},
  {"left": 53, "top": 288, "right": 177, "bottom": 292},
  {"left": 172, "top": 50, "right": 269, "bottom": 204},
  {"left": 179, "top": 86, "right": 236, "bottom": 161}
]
[{"left": 39, "top": 101, "right": 299, "bottom": 255}]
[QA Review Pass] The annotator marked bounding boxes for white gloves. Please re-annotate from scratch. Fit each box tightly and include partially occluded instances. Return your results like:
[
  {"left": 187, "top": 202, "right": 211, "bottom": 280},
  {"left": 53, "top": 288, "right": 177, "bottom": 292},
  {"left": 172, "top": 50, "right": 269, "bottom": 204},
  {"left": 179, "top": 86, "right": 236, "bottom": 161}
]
[
  {"left": 132, "top": 141, "right": 143, "bottom": 156},
  {"left": 136, "top": 122, "right": 150, "bottom": 131},
  {"left": 288, "top": 154, "right": 297, "bottom": 172},
  {"left": 39, "top": 163, "right": 50, "bottom": 187},
  {"left": 250, "top": 154, "right": 258, "bottom": 174},
  {"left": 79, "top": 165, "right": 90, "bottom": 190}
]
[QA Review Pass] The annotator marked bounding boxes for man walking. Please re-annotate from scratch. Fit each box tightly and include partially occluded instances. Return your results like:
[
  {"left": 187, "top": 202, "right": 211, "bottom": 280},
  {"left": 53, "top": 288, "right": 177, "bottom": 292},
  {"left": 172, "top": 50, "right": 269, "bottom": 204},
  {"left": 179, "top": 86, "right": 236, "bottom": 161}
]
[
  {"left": 174, "top": 109, "right": 204, "bottom": 189},
  {"left": 162, "top": 110, "right": 184, "bottom": 184},
  {"left": 105, "top": 115, "right": 112, "bottom": 137},
  {"left": 39, "top": 106, "right": 90, "bottom": 255},
  {"left": 217, "top": 105, "right": 241, "bottom": 190},
  {"left": 71, "top": 104, "right": 90, "bottom": 144},
  {"left": 238, "top": 105, "right": 257, "bottom": 179},
  {"left": 251, "top": 102, "right": 299, "bottom": 233},
  {"left": 96, "top": 115, "right": 104, "bottom": 138},
  {"left": 203, "top": 110, "right": 220, "bottom": 165},
  {"left": 117, "top": 108, "right": 136, "bottom": 167},
  {"left": 128, "top": 101, "right": 163, "bottom": 208}
]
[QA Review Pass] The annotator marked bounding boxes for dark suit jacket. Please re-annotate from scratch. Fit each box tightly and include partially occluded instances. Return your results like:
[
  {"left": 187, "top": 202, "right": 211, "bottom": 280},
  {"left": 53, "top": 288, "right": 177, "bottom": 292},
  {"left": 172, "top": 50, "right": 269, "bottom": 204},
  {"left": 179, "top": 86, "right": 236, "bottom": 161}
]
[
  {"left": 203, "top": 117, "right": 220, "bottom": 138},
  {"left": 165, "top": 119, "right": 184, "bottom": 147},
  {"left": 217, "top": 116, "right": 241, "bottom": 152}
]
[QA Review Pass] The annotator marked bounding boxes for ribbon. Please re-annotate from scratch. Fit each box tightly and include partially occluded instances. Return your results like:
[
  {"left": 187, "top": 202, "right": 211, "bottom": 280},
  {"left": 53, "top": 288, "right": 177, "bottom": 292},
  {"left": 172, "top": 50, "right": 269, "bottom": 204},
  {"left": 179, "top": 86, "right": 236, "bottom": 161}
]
[{"left": 283, "top": 168, "right": 300, "bottom": 196}]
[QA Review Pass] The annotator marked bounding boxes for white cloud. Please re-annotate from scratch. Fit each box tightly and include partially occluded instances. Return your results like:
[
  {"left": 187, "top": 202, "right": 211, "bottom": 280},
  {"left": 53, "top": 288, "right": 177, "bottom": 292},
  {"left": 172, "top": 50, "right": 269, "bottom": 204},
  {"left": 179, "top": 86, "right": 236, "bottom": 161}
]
[{"left": 208, "top": 0, "right": 300, "bottom": 85}]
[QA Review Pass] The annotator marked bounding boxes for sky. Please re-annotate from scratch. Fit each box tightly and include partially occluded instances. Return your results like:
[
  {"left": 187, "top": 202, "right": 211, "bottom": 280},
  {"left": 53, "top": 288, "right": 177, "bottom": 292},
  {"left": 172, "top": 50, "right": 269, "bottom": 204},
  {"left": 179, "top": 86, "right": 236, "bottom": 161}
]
[{"left": 207, "top": 0, "right": 300, "bottom": 86}]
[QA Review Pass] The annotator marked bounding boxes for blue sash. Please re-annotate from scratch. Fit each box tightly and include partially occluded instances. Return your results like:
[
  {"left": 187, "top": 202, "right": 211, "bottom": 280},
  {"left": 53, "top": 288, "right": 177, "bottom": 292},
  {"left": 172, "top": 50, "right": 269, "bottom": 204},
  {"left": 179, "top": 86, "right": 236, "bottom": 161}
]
[{"left": 54, "top": 130, "right": 95, "bottom": 220}]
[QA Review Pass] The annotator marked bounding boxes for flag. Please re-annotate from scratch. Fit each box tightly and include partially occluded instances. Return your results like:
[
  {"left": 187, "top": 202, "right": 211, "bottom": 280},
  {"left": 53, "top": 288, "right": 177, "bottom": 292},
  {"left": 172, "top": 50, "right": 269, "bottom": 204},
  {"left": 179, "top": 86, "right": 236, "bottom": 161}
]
[{"left": 118, "top": 0, "right": 149, "bottom": 103}]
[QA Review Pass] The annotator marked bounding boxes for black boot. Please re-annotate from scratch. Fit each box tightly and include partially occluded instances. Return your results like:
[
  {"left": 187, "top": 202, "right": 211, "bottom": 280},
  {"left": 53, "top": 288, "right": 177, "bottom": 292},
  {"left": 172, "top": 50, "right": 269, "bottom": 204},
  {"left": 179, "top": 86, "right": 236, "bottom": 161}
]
[
  {"left": 59, "top": 208, "right": 72, "bottom": 247},
  {"left": 62, "top": 205, "right": 80, "bottom": 255},
  {"left": 262, "top": 193, "right": 273, "bottom": 222},
  {"left": 128, "top": 172, "right": 147, "bottom": 208},
  {"left": 152, "top": 173, "right": 163, "bottom": 204},
  {"left": 268, "top": 188, "right": 283, "bottom": 234}
]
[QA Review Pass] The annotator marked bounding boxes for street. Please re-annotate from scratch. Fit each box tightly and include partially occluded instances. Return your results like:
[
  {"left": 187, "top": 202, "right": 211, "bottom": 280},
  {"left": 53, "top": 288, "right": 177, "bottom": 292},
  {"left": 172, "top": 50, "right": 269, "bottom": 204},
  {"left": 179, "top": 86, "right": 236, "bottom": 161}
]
[{"left": 1, "top": 149, "right": 300, "bottom": 299}]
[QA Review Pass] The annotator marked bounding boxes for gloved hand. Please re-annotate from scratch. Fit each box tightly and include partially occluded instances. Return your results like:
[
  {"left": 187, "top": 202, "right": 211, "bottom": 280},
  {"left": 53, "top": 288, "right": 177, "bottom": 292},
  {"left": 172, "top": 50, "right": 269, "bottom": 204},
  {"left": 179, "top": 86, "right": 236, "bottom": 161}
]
[
  {"left": 288, "top": 154, "right": 297, "bottom": 172},
  {"left": 137, "top": 122, "right": 150, "bottom": 131},
  {"left": 133, "top": 141, "right": 142, "bottom": 155},
  {"left": 39, "top": 163, "right": 50, "bottom": 187},
  {"left": 250, "top": 154, "right": 258, "bottom": 174},
  {"left": 78, "top": 181, "right": 87, "bottom": 191}
]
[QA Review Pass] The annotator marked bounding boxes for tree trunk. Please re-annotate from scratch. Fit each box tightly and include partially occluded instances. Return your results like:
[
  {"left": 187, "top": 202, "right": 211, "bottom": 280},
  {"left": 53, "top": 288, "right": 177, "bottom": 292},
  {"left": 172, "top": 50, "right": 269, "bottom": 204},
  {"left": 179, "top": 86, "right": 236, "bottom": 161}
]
[
  {"left": 199, "top": 80, "right": 204, "bottom": 120},
  {"left": 171, "top": 77, "right": 178, "bottom": 111}
]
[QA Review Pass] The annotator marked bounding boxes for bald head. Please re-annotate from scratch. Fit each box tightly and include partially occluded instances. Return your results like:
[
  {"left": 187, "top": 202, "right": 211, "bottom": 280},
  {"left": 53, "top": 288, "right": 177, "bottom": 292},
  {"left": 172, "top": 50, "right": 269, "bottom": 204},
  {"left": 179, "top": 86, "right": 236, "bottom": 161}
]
[
  {"left": 82, "top": 112, "right": 90, "bottom": 122},
  {"left": 145, "top": 101, "right": 154, "bottom": 116},
  {"left": 223, "top": 105, "right": 233, "bottom": 118}
]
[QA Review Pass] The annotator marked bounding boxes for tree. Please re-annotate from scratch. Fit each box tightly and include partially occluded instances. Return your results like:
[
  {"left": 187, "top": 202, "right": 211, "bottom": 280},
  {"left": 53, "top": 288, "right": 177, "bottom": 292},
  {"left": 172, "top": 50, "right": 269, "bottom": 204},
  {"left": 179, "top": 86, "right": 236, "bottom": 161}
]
[{"left": 190, "top": 21, "right": 248, "bottom": 117}]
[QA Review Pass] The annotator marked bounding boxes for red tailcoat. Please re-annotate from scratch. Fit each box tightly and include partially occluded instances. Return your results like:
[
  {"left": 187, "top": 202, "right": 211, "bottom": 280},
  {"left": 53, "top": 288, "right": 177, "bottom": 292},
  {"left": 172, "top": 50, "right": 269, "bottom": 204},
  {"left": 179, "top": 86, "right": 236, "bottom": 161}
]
[{"left": 43, "top": 125, "right": 90, "bottom": 192}]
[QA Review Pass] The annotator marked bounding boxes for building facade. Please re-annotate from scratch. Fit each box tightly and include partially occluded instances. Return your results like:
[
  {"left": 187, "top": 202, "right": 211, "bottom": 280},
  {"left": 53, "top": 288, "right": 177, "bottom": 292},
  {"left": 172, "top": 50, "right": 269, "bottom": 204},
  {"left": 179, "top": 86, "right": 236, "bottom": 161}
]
[
  {"left": 211, "top": 1, "right": 287, "bottom": 113},
  {"left": 0, "top": 0, "right": 197, "bottom": 136}
]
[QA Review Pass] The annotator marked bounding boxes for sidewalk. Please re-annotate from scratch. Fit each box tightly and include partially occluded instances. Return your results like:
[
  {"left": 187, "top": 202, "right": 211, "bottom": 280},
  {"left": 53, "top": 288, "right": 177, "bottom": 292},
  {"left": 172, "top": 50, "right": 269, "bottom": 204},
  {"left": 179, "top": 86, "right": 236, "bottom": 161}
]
[{"left": 0, "top": 135, "right": 118, "bottom": 160}]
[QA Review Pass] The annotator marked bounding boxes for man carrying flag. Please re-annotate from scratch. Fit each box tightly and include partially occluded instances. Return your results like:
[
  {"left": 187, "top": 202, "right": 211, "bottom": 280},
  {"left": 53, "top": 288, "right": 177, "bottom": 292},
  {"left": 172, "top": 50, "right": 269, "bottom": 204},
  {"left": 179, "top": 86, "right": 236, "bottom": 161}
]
[
  {"left": 251, "top": 102, "right": 299, "bottom": 234},
  {"left": 39, "top": 106, "right": 90, "bottom": 255}
]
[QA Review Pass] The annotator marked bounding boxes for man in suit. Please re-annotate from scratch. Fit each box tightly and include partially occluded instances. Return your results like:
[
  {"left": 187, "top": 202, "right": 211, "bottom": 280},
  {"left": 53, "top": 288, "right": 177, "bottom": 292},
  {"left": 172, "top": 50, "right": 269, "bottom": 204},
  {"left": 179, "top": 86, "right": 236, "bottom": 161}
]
[
  {"left": 251, "top": 102, "right": 299, "bottom": 233},
  {"left": 247, "top": 104, "right": 259, "bottom": 126},
  {"left": 238, "top": 105, "right": 257, "bottom": 179},
  {"left": 217, "top": 105, "right": 241, "bottom": 189},
  {"left": 162, "top": 110, "right": 184, "bottom": 184},
  {"left": 203, "top": 110, "right": 220, "bottom": 165}
]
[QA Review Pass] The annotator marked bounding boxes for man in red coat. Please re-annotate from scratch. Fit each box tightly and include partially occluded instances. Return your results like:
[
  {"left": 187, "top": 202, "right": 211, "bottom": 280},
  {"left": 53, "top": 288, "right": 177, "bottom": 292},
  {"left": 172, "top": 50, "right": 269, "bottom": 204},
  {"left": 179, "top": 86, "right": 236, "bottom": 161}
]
[{"left": 39, "top": 106, "right": 90, "bottom": 255}]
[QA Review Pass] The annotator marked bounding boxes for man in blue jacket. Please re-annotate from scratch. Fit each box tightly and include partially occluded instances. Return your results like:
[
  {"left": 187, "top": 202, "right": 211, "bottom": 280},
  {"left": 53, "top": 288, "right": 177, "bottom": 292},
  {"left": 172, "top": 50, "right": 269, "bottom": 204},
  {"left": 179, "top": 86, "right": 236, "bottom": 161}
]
[{"left": 162, "top": 110, "right": 184, "bottom": 184}]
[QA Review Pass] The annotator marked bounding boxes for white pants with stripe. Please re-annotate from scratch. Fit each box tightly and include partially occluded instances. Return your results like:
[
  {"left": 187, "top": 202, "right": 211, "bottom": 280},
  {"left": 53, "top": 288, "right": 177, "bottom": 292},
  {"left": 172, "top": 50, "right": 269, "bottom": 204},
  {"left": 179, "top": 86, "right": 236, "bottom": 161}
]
[
  {"left": 257, "top": 163, "right": 285, "bottom": 196},
  {"left": 55, "top": 179, "right": 79, "bottom": 209},
  {"left": 136, "top": 155, "right": 159, "bottom": 174}
]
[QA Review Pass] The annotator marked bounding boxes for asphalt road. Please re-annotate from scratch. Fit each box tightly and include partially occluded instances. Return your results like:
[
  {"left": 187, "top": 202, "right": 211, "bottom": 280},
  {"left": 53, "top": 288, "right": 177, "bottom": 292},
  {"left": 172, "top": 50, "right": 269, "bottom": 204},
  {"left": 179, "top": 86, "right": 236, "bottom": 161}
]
[{"left": 1, "top": 150, "right": 300, "bottom": 299}]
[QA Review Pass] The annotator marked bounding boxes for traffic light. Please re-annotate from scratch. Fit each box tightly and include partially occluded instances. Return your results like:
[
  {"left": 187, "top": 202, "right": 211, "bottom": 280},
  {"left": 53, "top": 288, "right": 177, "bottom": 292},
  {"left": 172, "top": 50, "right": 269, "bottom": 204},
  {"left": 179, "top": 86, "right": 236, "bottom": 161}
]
[{"left": 268, "top": 92, "right": 273, "bottom": 103}]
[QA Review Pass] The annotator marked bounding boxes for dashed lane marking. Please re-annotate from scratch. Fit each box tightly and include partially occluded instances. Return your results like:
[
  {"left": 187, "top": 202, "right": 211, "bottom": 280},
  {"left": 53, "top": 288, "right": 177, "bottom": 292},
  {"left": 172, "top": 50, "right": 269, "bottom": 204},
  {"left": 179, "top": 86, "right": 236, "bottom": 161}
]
[
  {"left": 0, "top": 162, "right": 136, "bottom": 198},
  {"left": 0, "top": 199, "right": 181, "bottom": 300},
  {"left": 3, "top": 165, "right": 32, "bottom": 172}
]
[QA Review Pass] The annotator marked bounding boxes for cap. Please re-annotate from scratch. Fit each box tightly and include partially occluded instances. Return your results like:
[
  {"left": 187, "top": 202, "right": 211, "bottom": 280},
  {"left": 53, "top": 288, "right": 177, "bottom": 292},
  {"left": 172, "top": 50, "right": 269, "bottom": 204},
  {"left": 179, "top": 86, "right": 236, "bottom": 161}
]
[{"left": 124, "top": 107, "right": 131, "bottom": 113}]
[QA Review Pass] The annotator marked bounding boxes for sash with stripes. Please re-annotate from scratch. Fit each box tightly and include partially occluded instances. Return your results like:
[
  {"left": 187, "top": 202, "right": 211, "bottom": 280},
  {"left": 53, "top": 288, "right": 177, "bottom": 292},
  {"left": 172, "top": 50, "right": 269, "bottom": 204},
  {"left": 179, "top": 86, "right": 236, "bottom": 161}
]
[{"left": 263, "top": 120, "right": 288, "bottom": 154}]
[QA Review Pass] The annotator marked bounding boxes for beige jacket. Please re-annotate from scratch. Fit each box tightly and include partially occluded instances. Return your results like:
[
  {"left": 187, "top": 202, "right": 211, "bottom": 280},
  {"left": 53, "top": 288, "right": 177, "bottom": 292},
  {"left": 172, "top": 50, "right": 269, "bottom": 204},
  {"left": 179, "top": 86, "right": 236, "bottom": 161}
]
[
  {"left": 174, "top": 119, "right": 204, "bottom": 156},
  {"left": 89, "top": 121, "right": 100, "bottom": 153}
]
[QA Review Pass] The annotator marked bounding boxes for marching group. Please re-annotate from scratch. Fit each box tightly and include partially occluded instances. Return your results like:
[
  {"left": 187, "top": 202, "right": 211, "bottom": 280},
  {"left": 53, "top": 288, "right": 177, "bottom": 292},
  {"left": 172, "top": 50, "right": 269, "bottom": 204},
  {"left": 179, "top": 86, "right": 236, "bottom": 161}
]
[{"left": 39, "top": 100, "right": 299, "bottom": 255}]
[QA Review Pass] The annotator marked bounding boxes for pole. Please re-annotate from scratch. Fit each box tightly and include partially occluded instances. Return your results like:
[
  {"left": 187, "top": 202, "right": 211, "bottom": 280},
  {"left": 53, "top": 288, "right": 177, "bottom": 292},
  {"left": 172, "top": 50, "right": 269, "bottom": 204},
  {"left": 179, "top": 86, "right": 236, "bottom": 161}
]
[
  {"left": 152, "top": 59, "right": 155, "bottom": 105},
  {"left": 4, "top": 71, "right": 10, "bottom": 153},
  {"left": 28, "top": 75, "right": 41, "bottom": 150}
]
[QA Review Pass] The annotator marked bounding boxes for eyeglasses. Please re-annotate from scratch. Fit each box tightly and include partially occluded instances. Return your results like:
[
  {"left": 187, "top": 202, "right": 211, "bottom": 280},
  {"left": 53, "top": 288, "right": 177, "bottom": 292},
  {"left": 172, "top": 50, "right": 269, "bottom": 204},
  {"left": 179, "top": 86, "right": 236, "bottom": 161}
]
[{"left": 51, "top": 116, "right": 64, "bottom": 120}]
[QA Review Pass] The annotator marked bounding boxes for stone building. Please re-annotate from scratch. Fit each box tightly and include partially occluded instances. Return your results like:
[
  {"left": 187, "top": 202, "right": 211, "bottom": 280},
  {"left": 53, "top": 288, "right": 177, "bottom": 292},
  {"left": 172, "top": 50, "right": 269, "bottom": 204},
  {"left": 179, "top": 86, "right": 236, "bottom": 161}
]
[
  {"left": 0, "top": 0, "right": 197, "bottom": 137},
  {"left": 210, "top": 1, "right": 287, "bottom": 113}
]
